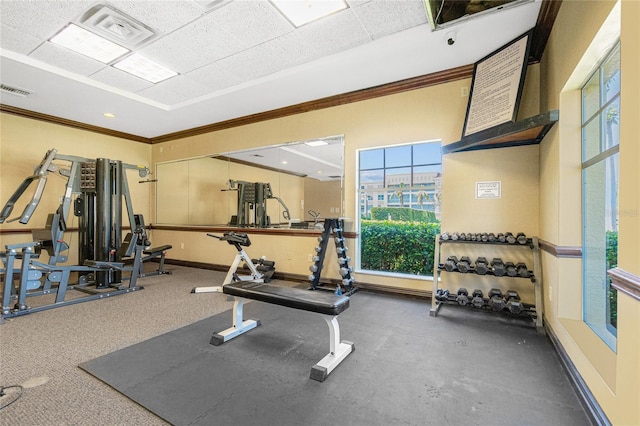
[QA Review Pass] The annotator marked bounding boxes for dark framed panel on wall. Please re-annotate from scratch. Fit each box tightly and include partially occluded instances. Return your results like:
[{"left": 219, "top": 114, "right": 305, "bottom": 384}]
[{"left": 461, "top": 29, "right": 534, "bottom": 138}]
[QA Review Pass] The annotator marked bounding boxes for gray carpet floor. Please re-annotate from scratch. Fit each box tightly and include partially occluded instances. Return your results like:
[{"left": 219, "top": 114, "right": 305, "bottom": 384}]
[{"left": 1, "top": 265, "right": 589, "bottom": 425}]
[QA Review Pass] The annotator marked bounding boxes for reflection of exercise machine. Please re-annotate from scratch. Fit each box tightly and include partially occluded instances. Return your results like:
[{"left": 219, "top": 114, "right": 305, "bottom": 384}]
[
  {"left": 226, "top": 180, "right": 290, "bottom": 228},
  {"left": 191, "top": 232, "right": 275, "bottom": 293},
  {"left": 0, "top": 149, "right": 167, "bottom": 321}
]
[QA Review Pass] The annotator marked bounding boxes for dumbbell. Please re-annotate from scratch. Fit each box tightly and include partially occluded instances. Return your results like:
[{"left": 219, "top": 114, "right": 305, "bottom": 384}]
[
  {"left": 516, "top": 262, "right": 530, "bottom": 278},
  {"left": 314, "top": 246, "right": 323, "bottom": 253},
  {"left": 504, "top": 290, "right": 523, "bottom": 315},
  {"left": 480, "top": 233, "right": 489, "bottom": 242},
  {"left": 459, "top": 233, "right": 467, "bottom": 241},
  {"left": 475, "top": 257, "right": 489, "bottom": 275},
  {"left": 516, "top": 232, "right": 528, "bottom": 245},
  {"left": 505, "top": 262, "right": 518, "bottom": 277},
  {"left": 487, "top": 233, "right": 496, "bottom": 242},
  {"left": 496, "top": 233, "right": 506, "bottom": 243},
  {"left": 450, "top": 232, "right": 459, "bottom": 241},
  {"left": 491, "top": 258, "right": 506, "bottom": 276},
  {"left": 471, "top": 289, "right": 485, "bottom": 308},
  {"left": 435, "top": 289, "right": 450, "bottom": 302},
  {"left": 440, "top": 232, "right": 451, "bottom": 241},
  {"left": 342, "top": 277, "right": 354, "bottom": 287},
  {"left": 309, "top": 264, "right": 319, "bottom": 273},
  {"left": 456, "top": 256, "right": 472, "bottom": 273},
  {"left": 488, "top": 288, "right": 506, "bottom": 311},
  {"left": 443, "top": 256, "right": 458, "bottom": 272},
  {"left": 505, "top": 232, "right": 517, "bottom": 244},
  {"left": 340, "top": 266, "right": 353, "bottom": 277},
  {"left": 334, "top": 236, "right": 344, "bottom": 244},
  {"left": 317, "top": 236, "right": 324, "bottom": 243},
  {"left": 337, "top": 256, "right": 351, "bottom": 265},
  {"left": 336, "top": 246, "right": 348, "bottom": 254},
  {"left": 456, "top": 288, "right": 470, "bottom": 306},
  {"left": 470, "top": 233, "right": 477, "bottom": 241}
]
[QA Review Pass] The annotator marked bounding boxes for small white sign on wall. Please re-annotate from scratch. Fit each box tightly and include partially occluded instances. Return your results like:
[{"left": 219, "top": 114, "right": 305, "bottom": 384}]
[{"left": 476, "top": 181, "right": 501, "bottom": 199}]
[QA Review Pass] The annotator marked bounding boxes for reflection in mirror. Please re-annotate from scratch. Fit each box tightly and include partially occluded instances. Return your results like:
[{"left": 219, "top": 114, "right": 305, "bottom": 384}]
[{"left": 155, "top": 136, "right": 344, "bottom": 228}]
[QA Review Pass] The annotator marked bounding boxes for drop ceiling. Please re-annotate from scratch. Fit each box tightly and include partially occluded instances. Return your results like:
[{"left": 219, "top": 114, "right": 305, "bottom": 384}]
[{"left": 0, "top": 0, "right": 547, "bottom": 141}]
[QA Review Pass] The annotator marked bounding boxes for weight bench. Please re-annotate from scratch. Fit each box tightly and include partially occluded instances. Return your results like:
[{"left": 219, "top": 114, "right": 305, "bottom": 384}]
[
  {"left": 140, "top": 244, "right": 172, "bottom": 276},
  {"left": 211, "top": 281, "right": 354, "bottom": 382}
]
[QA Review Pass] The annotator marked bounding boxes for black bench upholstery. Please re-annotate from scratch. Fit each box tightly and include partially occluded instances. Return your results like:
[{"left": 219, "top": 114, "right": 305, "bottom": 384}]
[
  {"left": 222, "top": 281, "right": 349, "bottom": 316},
  {"left": 143, "top": 245, "right": 172, "bottom": 255}
]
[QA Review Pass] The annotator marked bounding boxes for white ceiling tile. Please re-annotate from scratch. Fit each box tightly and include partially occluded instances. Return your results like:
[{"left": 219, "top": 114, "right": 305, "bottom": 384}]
[
  {"left": 135, "top": 83, "right": 188, "bottom": 105},
  {"left": 138, "top": 0, "right": 293, "bottom": 74},
  {"left": 297, "top": 9, "right": 371, "bottom": 59},
  {"left": 90, "top": 66, "right": 154, "bottom": 93},
  {"left": 0, "top": 0, "right": 91, "bottom": 39},
  {"left": 104, "top": 1, "right": 205, "bottom": 35},
  {"left": 352, "top": 0, "right": 428, "bottom": 39},
  {"left": 215, "top": 32, "right": 309, "bottom": 81},
  {"left": 1, "top": 24, "right": 44, "bottom": 55},
  {"left": 29, "top": 42, "right": 107, "bottom": 76},
  {"left": 155, "top": 75, "right": 215, "bottom": 98},
  {"left": 185, "top": 62, "right": 244, "bottom": 92}
]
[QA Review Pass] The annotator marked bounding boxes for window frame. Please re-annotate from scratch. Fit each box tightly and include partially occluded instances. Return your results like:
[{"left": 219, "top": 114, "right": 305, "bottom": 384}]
[
  {"left": 355, "top": 140, "right": 442, "bottom": 278},
  {"left": 580, "top": 41, "right": 620, "bottom": 351}
]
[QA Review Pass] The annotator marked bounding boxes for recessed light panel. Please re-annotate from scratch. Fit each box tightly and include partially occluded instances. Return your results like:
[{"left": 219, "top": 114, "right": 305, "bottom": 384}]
[
  {"left": 50, "top": 23, "right": 129, "bottom": 63},
  {"left": 305, "top": 140, "right": 329, "bottom": 147},
  {"left": 113, "top": 53, "right": 178, "bottom": 83},
  {"left": 271, "top": 0, "right": 348, "bottom": 27}
]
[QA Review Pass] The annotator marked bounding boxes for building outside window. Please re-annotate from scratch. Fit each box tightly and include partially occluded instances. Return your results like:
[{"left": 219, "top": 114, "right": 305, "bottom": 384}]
[
  {"left": 357, "top": 141, "right": 442, "bottom": 277},
  {"left": 581, "top": 42, "right": 620, "bottom": 351}
]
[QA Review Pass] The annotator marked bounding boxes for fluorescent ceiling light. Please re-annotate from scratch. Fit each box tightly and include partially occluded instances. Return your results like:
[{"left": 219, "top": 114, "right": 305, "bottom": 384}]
[
  {"left": 271, "top": 0, "right": 348, "bottom": 27},
  {"left": 50, "top": 23, "right": 129, "bottom": 63},
  {"left": 113, "top": 53, "right": 178, "bottom": 83},
  {"left": 305, "top": 140, "right": 329, "bottom": 147}
]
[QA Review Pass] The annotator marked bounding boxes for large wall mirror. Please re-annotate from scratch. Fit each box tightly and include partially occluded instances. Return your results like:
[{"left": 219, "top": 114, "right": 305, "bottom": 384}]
[{"left": 155, "top": 135, "right": 344, "bottom": 228}]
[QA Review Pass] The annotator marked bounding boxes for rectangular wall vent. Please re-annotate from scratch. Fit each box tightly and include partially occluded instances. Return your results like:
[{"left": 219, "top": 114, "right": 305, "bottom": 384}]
[{"left": 0, "top": 84, "right": 32, "bottom": 97}]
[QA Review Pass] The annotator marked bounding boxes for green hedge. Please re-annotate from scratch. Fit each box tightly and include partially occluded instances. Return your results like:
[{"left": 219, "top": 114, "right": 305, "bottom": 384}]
[
  {"left": 607, "top": 230, "right": 618, "bottom": 327},
  {"left": 360, "top": 220, "right": 440, "bottom": 276},
  {"left": 370, "top": 207, "right": 436, "bottom": 223}
]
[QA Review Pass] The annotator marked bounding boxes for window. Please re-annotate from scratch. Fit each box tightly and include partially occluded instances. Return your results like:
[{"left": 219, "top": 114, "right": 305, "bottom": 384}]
[
  {"left": 357, "top": 141, "right": 442, "bottom": 276},
  {"left": 581, "top": 42, "right": 620, "bottom": 351}
]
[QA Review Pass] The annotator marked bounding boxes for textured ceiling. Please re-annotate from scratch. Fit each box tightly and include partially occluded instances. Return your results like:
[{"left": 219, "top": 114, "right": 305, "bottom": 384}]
[{"left": 0, "top": 0, "right": 543, "bottom": 139}]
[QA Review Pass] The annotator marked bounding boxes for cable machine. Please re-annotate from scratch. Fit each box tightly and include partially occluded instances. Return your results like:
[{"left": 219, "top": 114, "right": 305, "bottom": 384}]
[
  {"left": 226, "top": 180, "right": 291, "bottom": 227},
  {"left": 0, "top": 148, "right": 156, "bottom": 321}
]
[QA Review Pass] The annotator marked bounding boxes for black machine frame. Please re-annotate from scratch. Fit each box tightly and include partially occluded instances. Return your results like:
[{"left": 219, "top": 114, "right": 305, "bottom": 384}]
[{"left": 0, "top": 148, "right": 167, "bottom": 322}]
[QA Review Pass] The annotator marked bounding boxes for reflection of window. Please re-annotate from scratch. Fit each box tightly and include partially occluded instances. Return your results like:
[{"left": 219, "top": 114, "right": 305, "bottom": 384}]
[
  {"left": 357, "top": 141, "right": 442, "bottom": 277},
  {"left": 582, "top": 42, "right": 620, "bottom": 351}
]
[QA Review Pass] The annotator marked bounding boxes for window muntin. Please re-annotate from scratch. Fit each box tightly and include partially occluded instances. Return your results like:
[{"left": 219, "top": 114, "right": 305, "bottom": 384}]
[{"left": 357, "top": 141, "right": 442, "bottom": 277}]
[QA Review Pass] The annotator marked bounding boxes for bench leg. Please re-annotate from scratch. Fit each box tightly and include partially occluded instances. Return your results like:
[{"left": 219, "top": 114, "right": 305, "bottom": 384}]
[
  {"left": 310, "top": 315, "right": 354, "bottom": 382},
  {"left": 210, "top": 297, "right": 261, "bottom": 346}
]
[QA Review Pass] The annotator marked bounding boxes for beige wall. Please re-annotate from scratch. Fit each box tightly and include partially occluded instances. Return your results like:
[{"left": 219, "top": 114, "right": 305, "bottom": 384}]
[
  {"left": 539, "top": 1, "right": 640, "bottom": 424},
  {"left": 149, "top": 80, "right": 472, "bottom": 291},
  {"left": 1, "top": 3, "right": 638, "bottom": 421}
]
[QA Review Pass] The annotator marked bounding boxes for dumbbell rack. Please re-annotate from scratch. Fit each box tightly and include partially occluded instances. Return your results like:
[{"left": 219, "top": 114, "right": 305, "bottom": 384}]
[
  {"left": 308, "top": 218, "right": 357, "bottom": 295},
  {"left": 429, "top": 234, "right": 544, "bottom": 333}
]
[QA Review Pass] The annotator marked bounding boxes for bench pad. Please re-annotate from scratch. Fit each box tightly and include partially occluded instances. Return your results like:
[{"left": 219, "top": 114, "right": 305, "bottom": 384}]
[
  {"left": 143, "top": 245, "right": 172, "bottom": 255},
  {"left": 223, "top": 281, "right": 349, "bottom": 316}
]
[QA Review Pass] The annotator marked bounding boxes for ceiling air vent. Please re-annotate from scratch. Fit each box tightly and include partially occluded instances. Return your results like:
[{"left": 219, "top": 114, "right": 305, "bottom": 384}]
[
  {"left": 76, "top": 4, "right": 157, "bottom": 49},
  {"left": 0, "top": 84, "right": 32, "bottom": 97}
]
